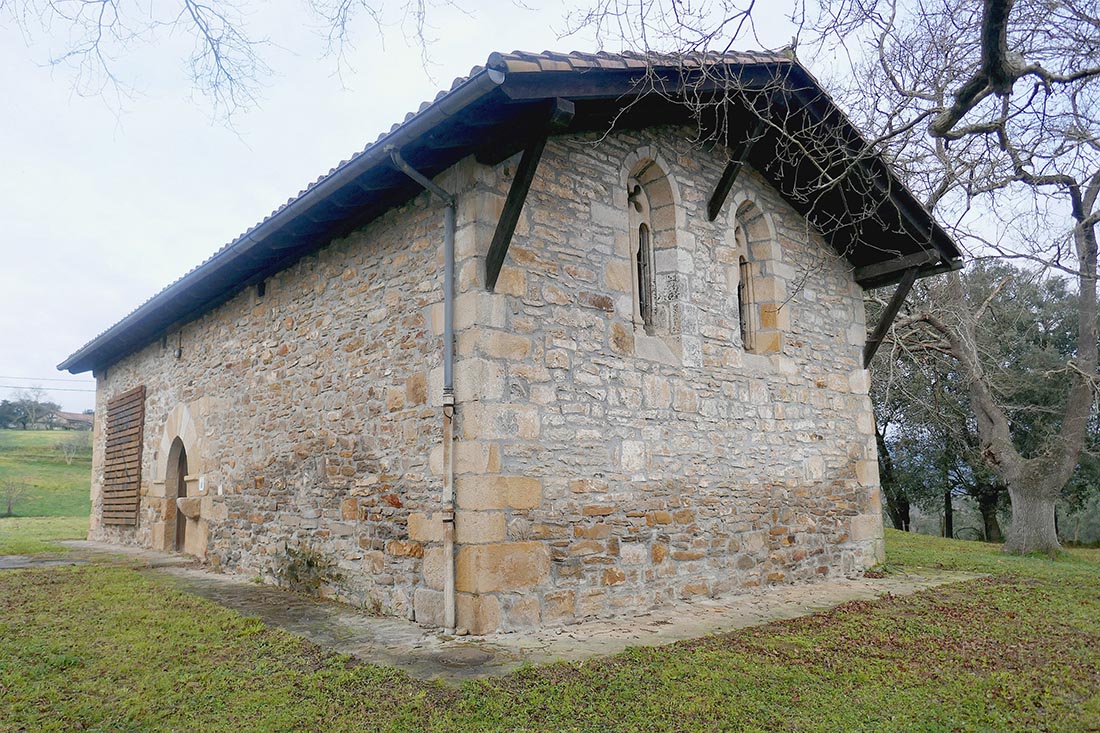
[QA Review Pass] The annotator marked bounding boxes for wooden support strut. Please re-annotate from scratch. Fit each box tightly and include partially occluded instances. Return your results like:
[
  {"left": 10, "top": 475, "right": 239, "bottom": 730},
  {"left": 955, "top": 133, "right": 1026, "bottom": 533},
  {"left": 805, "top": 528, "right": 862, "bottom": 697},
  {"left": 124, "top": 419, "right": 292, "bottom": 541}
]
[
  {"left": 863, "top": 266, "right": 920, "bottom": 368},
  {"left": 484, "top": 98, "right": 575, "bottom": 292},
  {"left": 707, "top": 117, "right": 767, "bottom": 222}
]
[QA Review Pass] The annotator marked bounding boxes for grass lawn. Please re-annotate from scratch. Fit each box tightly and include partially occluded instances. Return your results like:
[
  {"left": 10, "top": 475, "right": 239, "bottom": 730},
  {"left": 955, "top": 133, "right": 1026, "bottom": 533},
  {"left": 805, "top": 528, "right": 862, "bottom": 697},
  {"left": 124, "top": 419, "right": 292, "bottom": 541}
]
[
  {"left": 1, "top": 530, "right": 1097, "bottom": 732},
  {"left": 0, "top": 429, "right": 92, "bottom": 517},
  {"left": 0, "top": 515, "right": 89, "bottom": 555}
]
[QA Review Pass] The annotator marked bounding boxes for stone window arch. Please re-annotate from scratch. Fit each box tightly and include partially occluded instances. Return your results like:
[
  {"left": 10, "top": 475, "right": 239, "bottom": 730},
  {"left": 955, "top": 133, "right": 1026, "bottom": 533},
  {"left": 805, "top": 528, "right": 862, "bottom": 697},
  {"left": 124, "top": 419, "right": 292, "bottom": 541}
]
[
  {"left": 730, "top": 197, "right": 786, "bottom": 355},
  {"left": 618, "top": 148, "right": 699, "bottom": 365}
]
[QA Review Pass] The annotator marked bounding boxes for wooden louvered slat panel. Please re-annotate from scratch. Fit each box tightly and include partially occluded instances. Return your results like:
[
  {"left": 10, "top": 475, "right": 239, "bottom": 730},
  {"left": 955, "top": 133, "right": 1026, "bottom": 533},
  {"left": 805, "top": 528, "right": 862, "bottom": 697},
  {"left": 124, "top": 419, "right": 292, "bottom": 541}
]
[{"left": 100, "top": 385, "right": 145, "bottom": 526}]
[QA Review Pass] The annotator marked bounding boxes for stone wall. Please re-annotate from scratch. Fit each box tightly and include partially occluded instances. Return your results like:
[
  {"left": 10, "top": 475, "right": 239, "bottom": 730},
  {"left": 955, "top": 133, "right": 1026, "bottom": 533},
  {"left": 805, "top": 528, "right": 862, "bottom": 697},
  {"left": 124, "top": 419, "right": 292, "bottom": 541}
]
[
  {"left": 87, "top": 170, "right": 471, "bottom": 616},
  {"left": 88, "top": 123, "right": 883, "bottom": 634},
  {"left": 412, "top": 126, "right": 884, "bottom": 633}
]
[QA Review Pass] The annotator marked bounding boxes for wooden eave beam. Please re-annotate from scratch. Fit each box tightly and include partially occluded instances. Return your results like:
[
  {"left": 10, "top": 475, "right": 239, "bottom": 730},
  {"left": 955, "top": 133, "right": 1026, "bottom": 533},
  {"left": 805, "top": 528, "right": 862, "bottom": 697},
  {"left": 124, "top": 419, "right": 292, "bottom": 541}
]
[
  {"left": 862, "top": 266, "right": 920, "bottom": 368},
  {"left": 854, "top": 250, "right": 939, "bottom": 287},
  {"left": 485, "top": 98, "right": 575, "bottom": 292},
  {"left": 707, "top": 117, "right": 766, "bottom": 221}
]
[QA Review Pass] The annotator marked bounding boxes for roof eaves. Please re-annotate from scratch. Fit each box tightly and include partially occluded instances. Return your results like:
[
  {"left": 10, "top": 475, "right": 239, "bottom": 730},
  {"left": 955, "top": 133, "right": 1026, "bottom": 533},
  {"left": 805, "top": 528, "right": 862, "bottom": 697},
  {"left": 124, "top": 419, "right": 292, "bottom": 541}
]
[{"left": 58, "top": 63, "right": 507, "bottom": 374}]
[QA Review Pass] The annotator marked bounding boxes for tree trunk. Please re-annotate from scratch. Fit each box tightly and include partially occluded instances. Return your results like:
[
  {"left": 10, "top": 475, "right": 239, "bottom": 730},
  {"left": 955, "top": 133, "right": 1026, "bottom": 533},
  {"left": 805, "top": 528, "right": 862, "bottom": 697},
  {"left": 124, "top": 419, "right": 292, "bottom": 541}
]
[
  {"left": 876, "top": 424, "right": 911, "bottom": 531},
  {"left": 884, "top": 491, "right": 912, "bottom": 531},
  {"left": 944, "top": 489, "right": 954, "bottom": 538},
  {"left": 977, "top": 492, "right": 1003, "bottom": 542},
  {"left": 1003, "top": 486, "right": 1061, "bottom": 556}
]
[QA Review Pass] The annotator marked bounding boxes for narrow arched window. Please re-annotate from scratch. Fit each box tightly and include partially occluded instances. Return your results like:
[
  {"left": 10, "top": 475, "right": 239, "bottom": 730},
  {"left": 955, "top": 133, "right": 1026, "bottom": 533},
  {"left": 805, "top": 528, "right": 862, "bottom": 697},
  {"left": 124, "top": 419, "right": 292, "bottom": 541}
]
[
  {"left": 628, "top": 178, "right": 656, "bottom": 334},
  {"left": 637, "top": 223, "right": 654, "bottom": 331},
  {"left": 738, "top": 255, "right": 755, "bottom": 351}
]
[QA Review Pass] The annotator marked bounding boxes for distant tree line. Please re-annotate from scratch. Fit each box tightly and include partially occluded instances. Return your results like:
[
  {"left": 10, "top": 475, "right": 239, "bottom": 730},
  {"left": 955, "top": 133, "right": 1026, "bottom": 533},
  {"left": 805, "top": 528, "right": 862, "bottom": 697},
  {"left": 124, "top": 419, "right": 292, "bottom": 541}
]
[{"left": 0, "top": 388, "right": 61, "bottom": 430}]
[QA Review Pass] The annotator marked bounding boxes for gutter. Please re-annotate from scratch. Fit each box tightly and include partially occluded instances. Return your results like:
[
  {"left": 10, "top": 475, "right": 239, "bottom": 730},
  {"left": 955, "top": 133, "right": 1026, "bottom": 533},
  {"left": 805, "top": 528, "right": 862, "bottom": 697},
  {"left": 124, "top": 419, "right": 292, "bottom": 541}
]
[
  {"left": 57, "top": 65, "right": 506, "bottom": 374},
  {"left": 388, "top": 148, "right": 458, "bottom": 636}
]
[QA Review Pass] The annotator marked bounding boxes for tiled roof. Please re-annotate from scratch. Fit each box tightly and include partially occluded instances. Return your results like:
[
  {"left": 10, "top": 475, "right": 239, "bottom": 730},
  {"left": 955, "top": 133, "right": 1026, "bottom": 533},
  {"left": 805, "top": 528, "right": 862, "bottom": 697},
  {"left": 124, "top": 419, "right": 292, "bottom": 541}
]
[
  {"left": 60, "top": 48, "right": 958, "bottom": 374},
  {"left": 60, "top": 50, "right": 797, "bottom": 371}
]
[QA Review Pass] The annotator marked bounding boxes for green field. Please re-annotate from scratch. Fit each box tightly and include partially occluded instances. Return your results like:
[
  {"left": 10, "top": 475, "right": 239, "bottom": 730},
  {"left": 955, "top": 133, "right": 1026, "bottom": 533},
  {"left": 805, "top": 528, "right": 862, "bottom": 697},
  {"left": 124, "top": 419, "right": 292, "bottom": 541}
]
[
  {"left": 0, "top": 429, "right": 92, "bottom": 517},
  {"left": 0, "top": 529, "right": 1097, "bottom": 732}
]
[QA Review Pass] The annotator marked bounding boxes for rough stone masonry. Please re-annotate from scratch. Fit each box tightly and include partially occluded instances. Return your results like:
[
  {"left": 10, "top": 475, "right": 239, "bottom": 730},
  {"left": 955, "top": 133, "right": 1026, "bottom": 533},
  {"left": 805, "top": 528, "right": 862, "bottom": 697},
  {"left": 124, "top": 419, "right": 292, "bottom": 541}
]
[{"left": 88, "top": 123, "right": 883, "bottom": 635}]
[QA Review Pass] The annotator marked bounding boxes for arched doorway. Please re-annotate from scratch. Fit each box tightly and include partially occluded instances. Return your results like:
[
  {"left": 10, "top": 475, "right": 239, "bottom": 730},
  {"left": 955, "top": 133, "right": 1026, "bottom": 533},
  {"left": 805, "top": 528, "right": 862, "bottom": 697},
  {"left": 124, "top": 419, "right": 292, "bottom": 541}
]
[{"left": 165, "top": 437, "right": 188, "bottom": 552}]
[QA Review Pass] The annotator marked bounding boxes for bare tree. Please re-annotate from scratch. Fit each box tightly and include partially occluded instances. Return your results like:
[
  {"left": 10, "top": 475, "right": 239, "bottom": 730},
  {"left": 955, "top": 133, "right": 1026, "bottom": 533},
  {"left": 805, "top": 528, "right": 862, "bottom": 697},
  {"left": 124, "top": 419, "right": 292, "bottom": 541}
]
[
  {"left": 14, "top": 387, "right": 58, "bottom": 431},
  {"left": 0, "top": 0, "right": 445, "bottom": 117},
  {"left": 840, "top": 1, "right": 1099, "bottom": 555},
  {"left": 57, "top": 432, "right": 91, "bottom": 465},
  {"left": 1, "top": 481, "right": 30, "bottom": 517}
]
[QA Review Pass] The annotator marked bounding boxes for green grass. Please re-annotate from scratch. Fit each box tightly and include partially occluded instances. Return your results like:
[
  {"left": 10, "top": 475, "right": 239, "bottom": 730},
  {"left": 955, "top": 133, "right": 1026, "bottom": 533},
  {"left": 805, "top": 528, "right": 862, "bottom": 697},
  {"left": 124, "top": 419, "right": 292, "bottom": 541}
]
[
  {"left": 1, "top": 529, "right": 1098, "bottom": 732},
  {"left": 0, "top": 516, "right": 89, "bottom": 555},
  {"left": 0, "top": 429, "right": 92, "bottom": 517}
]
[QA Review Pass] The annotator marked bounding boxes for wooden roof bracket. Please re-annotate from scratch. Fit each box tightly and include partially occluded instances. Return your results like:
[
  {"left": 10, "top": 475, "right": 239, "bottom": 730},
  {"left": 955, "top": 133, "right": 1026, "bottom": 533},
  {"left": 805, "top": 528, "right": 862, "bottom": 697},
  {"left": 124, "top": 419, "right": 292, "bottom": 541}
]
[
  {"left": 862, "top": 266, "right": 920, "bottom": 368},
  {"left": 707, "top": 116, "right": 767, "bottom": 222},
  {"left": 485, "top": 98, "right": 575, "bottom": 292}
]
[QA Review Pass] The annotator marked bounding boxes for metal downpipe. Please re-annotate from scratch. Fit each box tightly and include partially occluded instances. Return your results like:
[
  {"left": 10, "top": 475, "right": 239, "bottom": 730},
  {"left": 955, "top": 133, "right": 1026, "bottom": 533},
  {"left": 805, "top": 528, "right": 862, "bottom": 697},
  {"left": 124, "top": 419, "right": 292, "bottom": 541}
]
[{"left": 387, "top": 148, "right": 457, "bottom": 634}]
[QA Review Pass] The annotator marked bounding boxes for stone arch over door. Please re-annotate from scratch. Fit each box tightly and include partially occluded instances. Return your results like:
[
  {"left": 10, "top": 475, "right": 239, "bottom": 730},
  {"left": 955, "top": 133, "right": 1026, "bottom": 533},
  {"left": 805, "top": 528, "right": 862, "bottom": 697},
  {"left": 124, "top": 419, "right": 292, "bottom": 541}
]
[
  {"left": 164, "top": 437, "right": 189, "bottom": 551},
  {"left": 152, "top": 402, "right": 205, "bottom": 555}
]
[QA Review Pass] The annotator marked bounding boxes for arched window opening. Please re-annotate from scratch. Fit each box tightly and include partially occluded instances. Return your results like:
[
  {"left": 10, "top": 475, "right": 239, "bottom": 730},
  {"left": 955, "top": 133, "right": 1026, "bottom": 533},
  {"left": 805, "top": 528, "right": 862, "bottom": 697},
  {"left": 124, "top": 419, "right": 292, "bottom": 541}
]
[
  {"left": 637, "top": 223, "right": 654, "bottom": 332},
  {"left": 628, "top": 178, "right": 657, "bottom": 334},
  {"left": 733, "top": 200, "right": 784, "bottom": 355},
  {"left": 738, "top": 255, "right": 755, "bottom": 351}
]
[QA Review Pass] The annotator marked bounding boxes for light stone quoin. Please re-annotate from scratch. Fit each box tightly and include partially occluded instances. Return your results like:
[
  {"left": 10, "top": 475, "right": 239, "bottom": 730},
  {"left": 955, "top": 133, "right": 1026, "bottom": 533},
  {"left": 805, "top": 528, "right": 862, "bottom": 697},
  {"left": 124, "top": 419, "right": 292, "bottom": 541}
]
[{"left": 86, "top": 124, "right": 885, "bottom": 635}]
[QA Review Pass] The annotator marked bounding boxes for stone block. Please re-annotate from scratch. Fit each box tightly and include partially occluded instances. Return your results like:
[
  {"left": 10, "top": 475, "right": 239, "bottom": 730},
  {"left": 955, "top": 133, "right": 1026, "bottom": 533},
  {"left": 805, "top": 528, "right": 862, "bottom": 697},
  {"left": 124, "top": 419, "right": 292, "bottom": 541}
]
[
  {"left": 569, "top": 478, "right": 609, "bottom": 494},
  {"left": 406, "top": 373, "right": 428, "bottom": 405},
  {"left": 408, "top": 512, "right": 443, "bottom": 543},
  {"left": 759, "top": 303, "right": 790, "bottom": 330},
  {"left": 542, "top": 590, "right": 575, "bottom": 624},
  {"left": 456, "top": 593, "right": 501, "bottom": 635},
  {"left": 602, "top": 568, "right": 626, "bottom": 586},
  {"left": 482, "top": 331, "right": 532, "bottom": 360},
  {"left": 455, "top": 511, "right": 505, "bottom": 544},
  {"left": 455, "top": 292, "right": 506, "bottom": 330},
  {"left": 621, "top": 440, "right": 646, "bottom": 472},
  {"left": 414, "top": 587, "right": 444, "bottom": 627},
  {"left": 680, "top": 581, "right": 710, "bottom": 598},
  {"left": 494, "top": 266, "right": 526, "bottom": 297},
  {"left": 462, "top": 403, "right": 539, "bottom": 440},
  {"left": 755, "top": 330, "right": 783, "bottom": 354},
  {"left": 569, "top": 539, "right": 604, "bottom": 556},
  {"left": 456, "top": 475, "right": 542, "bottom": 511},
  {"left": 455, "top": 542, "right": 550, "bottom": 593},
  {"left": 422, "top": 547, "right": 445, "bottom": 590},
  {"left": 363, "top": 550, "right": 385, "bottom": 573},
  {"left": 385, "top": 387, "right": 406, "bottom": 412},
  {"left": 850, "top": 513, "right": 882, "bottom": 543},
  {"left": 341, "top": 497, "right": 359, "bottom": 521},
  {"left": 855, "top": 460, "right": 879, "bottom": 487},
  {"left": 604, "top": 259, "right": 633, "bottom": 293},
  {"left": 177, "top": 496, "right": 202, "bottom": 520},
  {"left": 610, "top": 321, "right": 634, "bottom": 355},
  {"left": 505, "top": 596, "right": 541, "bottom": 628},
  {"left": 430, "top": 441, "right": 501, "bottom": 476},
  {"left": 386, "top": 540, "right": 424, "bottom": 558},
  {"left": 454, "top": 358, "right": 505, "bottom": 402}
]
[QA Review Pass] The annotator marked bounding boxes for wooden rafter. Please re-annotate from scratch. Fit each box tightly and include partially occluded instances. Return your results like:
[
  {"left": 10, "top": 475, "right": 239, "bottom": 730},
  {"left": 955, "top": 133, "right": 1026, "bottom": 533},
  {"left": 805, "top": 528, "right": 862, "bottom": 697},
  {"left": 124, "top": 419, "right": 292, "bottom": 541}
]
[
  {"left": 863, "top": 267, "right": 920, "bottom": 368},
  {"left": 707, "top": 117, "right": 767, "bottom": 222},
  {"left": 485, "top": 98, "right": 575, "bottom": 292}
]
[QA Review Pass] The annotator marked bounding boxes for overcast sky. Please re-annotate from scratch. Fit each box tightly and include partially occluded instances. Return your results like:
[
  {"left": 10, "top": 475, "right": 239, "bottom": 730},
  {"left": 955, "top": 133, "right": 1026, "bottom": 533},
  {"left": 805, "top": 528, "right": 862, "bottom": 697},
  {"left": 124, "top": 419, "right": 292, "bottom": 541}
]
[{"left": 0, "top": 1, "right": 795, "bottom": 413}]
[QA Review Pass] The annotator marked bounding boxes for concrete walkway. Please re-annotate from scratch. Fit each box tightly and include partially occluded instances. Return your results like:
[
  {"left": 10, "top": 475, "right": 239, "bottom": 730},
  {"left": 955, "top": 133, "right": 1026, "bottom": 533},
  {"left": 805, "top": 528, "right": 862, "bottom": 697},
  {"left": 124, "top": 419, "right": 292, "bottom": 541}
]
[{"left": 45, "top": 540, "right": 978, "bottom": 683}]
